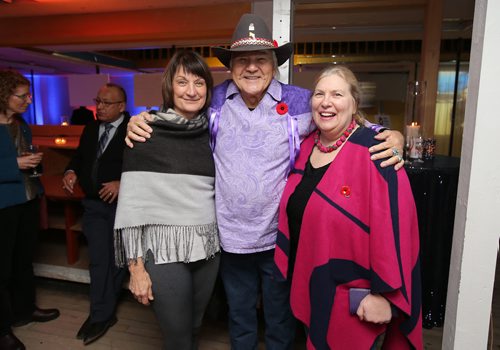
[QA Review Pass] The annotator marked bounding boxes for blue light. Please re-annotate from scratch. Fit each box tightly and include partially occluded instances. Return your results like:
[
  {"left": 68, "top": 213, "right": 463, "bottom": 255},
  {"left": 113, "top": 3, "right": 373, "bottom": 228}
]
[
  {"left": 22, "top": 74, "right": 159, "bottom": 125},
  {"left": 23, "top": 74, "right": 73, "bottom": 125}
]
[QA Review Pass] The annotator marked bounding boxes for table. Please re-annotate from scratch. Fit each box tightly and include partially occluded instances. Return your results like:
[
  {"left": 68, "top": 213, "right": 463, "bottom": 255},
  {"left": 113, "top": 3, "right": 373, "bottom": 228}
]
[
  {"left": 33, "top": 132, "right": 84, "bottom": 265},
  {"left": 405, "top": 155, "right": 460, "bottom": 328},
  {"left": 39, "top": 175, "right": 85, "bottom": 265}
]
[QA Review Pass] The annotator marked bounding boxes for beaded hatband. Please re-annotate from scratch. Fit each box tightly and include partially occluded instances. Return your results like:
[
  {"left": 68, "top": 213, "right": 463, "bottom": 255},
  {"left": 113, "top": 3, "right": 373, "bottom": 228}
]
[
  {"left": 231, "top": 37, "right": 275, "bottom": 49},
  {"left": 314, "top": 119, "right": 357, "bottom": 153}
]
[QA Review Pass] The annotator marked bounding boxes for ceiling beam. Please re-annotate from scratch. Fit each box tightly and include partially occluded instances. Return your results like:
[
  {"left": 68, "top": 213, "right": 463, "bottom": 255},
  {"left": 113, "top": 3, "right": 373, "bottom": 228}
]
[
  {"left": 295, "top": 0, "right": 426, "bottom": 13},
  {"left": 0, "top": 3, "right": 250, "bottom": 47}
]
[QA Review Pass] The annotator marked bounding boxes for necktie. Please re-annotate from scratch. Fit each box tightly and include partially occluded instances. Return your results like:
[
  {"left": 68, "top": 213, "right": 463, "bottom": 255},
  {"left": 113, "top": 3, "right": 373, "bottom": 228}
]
[{"left": 97, "top": 123, "right": 113, "bottom": 158}]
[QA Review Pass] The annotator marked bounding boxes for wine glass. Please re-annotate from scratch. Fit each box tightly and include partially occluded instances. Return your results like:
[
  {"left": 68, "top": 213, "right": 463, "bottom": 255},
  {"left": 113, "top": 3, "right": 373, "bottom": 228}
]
[
  {"left": 413, "top": 137, "right": 424, "bottom": 164},
  {"left": 27, "top": 144, "right": 43, "bottom": 177},
  {"left": 404, "top": 136, "right": 413, "bottom": 165}
]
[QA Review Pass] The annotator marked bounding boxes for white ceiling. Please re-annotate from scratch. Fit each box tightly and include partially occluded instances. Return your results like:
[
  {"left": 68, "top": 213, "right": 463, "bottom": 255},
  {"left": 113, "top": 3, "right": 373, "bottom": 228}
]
[{"left": 0, "top": 0, "right": 475, "bottom": 75}]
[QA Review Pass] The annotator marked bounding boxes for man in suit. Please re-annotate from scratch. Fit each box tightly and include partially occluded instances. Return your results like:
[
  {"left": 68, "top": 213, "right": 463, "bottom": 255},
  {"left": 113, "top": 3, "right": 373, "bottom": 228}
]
[{"left": 62, "top": 83, "right": 128, "bottom": 345}]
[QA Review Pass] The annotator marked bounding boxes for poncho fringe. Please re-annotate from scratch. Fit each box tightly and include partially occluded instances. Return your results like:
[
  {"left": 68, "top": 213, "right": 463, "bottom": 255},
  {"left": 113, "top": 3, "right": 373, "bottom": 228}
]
[{"left": 115, "top": 222, "right": 219, "bottom": 267}]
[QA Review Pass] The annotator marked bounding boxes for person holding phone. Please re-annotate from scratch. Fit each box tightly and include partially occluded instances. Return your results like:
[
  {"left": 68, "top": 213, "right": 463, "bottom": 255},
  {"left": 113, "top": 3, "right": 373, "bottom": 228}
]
[{"left": 274, "top": 66, "right": 422, "bottom": 349}]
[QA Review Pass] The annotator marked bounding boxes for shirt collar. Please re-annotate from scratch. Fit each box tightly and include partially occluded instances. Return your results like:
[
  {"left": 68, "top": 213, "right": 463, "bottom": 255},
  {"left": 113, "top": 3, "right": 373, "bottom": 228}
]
[{"left": 101, "top": 114, "right": 124, "bottom": 129}]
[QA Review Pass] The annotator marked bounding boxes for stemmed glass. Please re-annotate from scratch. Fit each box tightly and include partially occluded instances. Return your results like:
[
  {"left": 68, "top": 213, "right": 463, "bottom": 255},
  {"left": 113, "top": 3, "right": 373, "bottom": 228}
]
[
  {"left": 26, "top": 144, "right": 43, "bottom": 177},
  {"left": 413, "top": 137, "right": 424, "bottom": 163},
  {"left": 404, "top": 136, "right": 413, "bottom": 165}
]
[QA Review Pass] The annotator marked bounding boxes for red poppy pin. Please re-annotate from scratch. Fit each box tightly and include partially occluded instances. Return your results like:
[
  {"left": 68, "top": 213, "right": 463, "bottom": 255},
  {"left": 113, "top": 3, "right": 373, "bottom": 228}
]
[
  {"left": 273, "top": 40, "right": 279, "bottom": 48},
  {"left": 341, "top": 185, "right": 351, "bottom": 198},
  {"left": 276, "top": 102, "right": 288, "bottom": 115}
]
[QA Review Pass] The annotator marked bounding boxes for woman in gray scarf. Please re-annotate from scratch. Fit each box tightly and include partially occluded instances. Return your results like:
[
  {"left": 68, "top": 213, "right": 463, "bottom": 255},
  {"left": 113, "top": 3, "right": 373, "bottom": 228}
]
[{"left": 114, "top": 51, "right": 219, "bottom": 350}]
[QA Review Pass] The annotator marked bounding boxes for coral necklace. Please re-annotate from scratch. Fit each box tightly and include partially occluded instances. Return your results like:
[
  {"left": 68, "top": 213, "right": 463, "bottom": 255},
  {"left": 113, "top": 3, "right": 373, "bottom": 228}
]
[{"left": 314, "top": 119, "right": 356, "bottom": 153}]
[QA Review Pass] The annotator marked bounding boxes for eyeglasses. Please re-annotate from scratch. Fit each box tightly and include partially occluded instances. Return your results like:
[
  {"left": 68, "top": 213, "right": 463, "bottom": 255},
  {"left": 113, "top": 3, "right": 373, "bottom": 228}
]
[
  {"left": 12, "top": 93, "right": 32, "bottom": 101},
  {"left": 93, "top": 98, "right": 123, "bottom": 107}
]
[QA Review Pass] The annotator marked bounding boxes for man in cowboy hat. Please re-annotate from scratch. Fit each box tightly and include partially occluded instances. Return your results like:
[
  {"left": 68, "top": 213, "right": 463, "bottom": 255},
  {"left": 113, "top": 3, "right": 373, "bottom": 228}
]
[{"left": 125, "top": 13, "right": 404, "bottom": 349}]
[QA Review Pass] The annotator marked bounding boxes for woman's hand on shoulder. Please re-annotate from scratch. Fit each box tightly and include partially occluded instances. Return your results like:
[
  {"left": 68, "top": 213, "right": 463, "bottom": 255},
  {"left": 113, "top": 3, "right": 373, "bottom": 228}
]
[
  {"left": 356, "top": 293, "right": 392, "bottom": 324},
  {"left": 369, "top": 129, "right": 405, "bottom": 170},
  {"left": 125, "top": 112, "right": 154, "bottom": 148}
]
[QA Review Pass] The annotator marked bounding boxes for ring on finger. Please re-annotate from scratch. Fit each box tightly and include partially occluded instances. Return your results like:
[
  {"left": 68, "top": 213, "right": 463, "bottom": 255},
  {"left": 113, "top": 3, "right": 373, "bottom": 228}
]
[
  {"left": 397, "top": 155, "right": 403, "bottom": 162},
  {"left": 391, "top": 148, "right": 400, "bottom": 157}
]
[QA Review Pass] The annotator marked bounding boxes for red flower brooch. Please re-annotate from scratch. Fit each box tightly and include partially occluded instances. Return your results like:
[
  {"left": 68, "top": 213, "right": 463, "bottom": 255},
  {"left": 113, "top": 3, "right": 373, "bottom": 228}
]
[
  {"left": 273, "top": 40, "right": 279, "bottom": 48},
  {"left": 341, "top": 185, "right": 351, "bottom": 198},
  {"left": 276, "top": 102, "right": 288, "bottom": 115}
]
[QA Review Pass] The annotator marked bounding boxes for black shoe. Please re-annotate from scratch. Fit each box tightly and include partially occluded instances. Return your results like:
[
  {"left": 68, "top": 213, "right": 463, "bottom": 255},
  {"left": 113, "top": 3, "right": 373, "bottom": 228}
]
[
  {"left": 12, "top": 307, "right": 60, "bottom": 327},
  {"left": 76, "top": 316, "right": 91, "bottom": 340},
  {"left": 82, "top": 316, "right": 117, "bottom": 346},
  {"left": 0, "top": 332, "right": 25, "bottom": 350}
]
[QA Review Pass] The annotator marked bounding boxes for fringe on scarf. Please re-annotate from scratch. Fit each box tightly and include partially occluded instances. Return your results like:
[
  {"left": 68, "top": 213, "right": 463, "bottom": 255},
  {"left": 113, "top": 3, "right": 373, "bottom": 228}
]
[{"left": 114, "top": 222, "right": 219, "bottom": 267}]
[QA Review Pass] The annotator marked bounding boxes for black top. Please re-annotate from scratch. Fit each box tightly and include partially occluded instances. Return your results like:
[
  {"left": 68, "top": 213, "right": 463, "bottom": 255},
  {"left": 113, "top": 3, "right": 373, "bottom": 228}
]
[{"left": 286, "top": 157, "right": 329, "bottom": 278}]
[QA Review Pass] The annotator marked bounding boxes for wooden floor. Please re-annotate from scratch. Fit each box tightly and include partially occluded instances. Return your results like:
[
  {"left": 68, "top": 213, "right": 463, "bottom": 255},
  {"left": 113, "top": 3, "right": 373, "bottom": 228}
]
[
  {"left": 12, "top": 278, "right": 446, "bottom": 350},
  {"left": 15, "top": 228, "right": 498, "bottom": 349}
]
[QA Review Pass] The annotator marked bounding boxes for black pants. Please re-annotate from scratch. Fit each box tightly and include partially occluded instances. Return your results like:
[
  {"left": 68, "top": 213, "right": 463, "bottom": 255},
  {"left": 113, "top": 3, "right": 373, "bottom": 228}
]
[
  {"left": 145, "top": 252, "right": 220, "bottom": 350},
  {"left": 0, "top": 199, "right": 40, "bottom": 336},
  {"left": 82, "top": 199, "right": 126, "bottom": 322}
]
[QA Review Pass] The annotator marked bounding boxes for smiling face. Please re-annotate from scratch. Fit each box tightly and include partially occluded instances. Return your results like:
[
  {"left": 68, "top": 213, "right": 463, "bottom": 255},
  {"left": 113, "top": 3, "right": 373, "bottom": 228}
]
[
  {"left": 312, "top": 73, "right": 356, "bottom": 140},
  {"left": 8, "top": 85, "right": 32, "bottom": 115},
  {"left": 230, "top": 50, "right": 275, "bottom": 108},
  {"left": 172, "top": 66, "right": 207, "bottom": 120}
]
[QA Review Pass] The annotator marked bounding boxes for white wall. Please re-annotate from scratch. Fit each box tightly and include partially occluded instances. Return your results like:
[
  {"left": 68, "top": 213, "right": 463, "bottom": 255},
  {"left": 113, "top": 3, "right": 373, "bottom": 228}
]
[{"left": 443, "top": 0, "right": 500, "bottom": 347}]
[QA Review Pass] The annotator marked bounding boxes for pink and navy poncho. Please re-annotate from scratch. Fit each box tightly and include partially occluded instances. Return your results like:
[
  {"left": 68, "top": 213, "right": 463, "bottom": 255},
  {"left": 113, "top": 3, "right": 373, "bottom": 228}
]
[{"left": 275, "top": 126, "right": 422, "bottom": 349}]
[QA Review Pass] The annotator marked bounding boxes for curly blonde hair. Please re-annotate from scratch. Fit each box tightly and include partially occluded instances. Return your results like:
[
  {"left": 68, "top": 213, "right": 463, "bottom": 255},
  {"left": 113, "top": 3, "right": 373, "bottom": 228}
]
[{"left": 0, "top": 70, "right": 30, "bottom": 115}]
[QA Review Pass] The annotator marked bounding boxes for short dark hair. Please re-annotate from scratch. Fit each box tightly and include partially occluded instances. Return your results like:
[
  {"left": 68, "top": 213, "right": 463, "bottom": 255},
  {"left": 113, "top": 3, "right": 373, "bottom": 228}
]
[
  {"left": 105, "top": 82, "right": 127, "bottom": 103},
  {"left": 161, "top": 50, "right": 213, "bottom": 113},
  {"left": 0, "top": 70, "right": 30, "bottom": 114}
]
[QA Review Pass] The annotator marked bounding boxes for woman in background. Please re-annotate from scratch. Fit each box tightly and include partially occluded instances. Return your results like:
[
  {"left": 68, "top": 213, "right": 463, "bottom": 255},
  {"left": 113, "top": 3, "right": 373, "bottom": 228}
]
[
  {"left": 0, "top": 70, "right": 59, "bottom": 350},
  {"left": 274, "top": 65, "right": 422, "bottom": 349},
  {"left": 114, "top": 51, "right": 220, "bottom": 350}
]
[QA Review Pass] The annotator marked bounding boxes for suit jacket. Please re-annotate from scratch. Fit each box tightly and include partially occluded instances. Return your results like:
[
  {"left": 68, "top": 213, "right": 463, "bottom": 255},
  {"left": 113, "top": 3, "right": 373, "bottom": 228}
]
[{"left": 66, "top": 115, "right": 129, "bottom": 199}]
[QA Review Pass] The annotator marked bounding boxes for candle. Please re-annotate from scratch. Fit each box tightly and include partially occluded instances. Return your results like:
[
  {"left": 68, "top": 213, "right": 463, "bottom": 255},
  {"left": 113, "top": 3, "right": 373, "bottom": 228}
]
[
  {"left": 54, "top": 137, "right": 67, "bottom": 145},
  {"left": 405, "top": 122, "right": 420, "bottom": 138}
]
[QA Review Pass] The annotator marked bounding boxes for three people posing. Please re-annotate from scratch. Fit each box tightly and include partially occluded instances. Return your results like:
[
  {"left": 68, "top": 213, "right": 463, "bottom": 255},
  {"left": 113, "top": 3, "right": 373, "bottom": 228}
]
[{"left": 126, "top": 13, "right": 412, "bottom": 350}]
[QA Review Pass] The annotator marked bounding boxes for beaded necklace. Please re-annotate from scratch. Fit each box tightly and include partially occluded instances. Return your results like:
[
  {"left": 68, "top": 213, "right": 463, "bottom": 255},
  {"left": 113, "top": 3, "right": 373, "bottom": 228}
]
[{"left": 314, "top": 119, "right": 356, "bottom": 153}]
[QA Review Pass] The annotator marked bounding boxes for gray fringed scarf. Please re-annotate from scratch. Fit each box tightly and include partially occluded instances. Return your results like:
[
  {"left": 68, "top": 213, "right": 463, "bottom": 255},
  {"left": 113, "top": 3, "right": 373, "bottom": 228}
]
[{"left": 114, "top": 109, "right": 219, "bottom": 266}]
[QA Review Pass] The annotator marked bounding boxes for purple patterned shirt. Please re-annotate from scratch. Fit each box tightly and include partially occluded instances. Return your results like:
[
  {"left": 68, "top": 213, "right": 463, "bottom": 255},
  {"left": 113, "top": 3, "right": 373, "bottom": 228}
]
[{"left": 212, "top": 79, "right": 313, "bottom": 253}]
